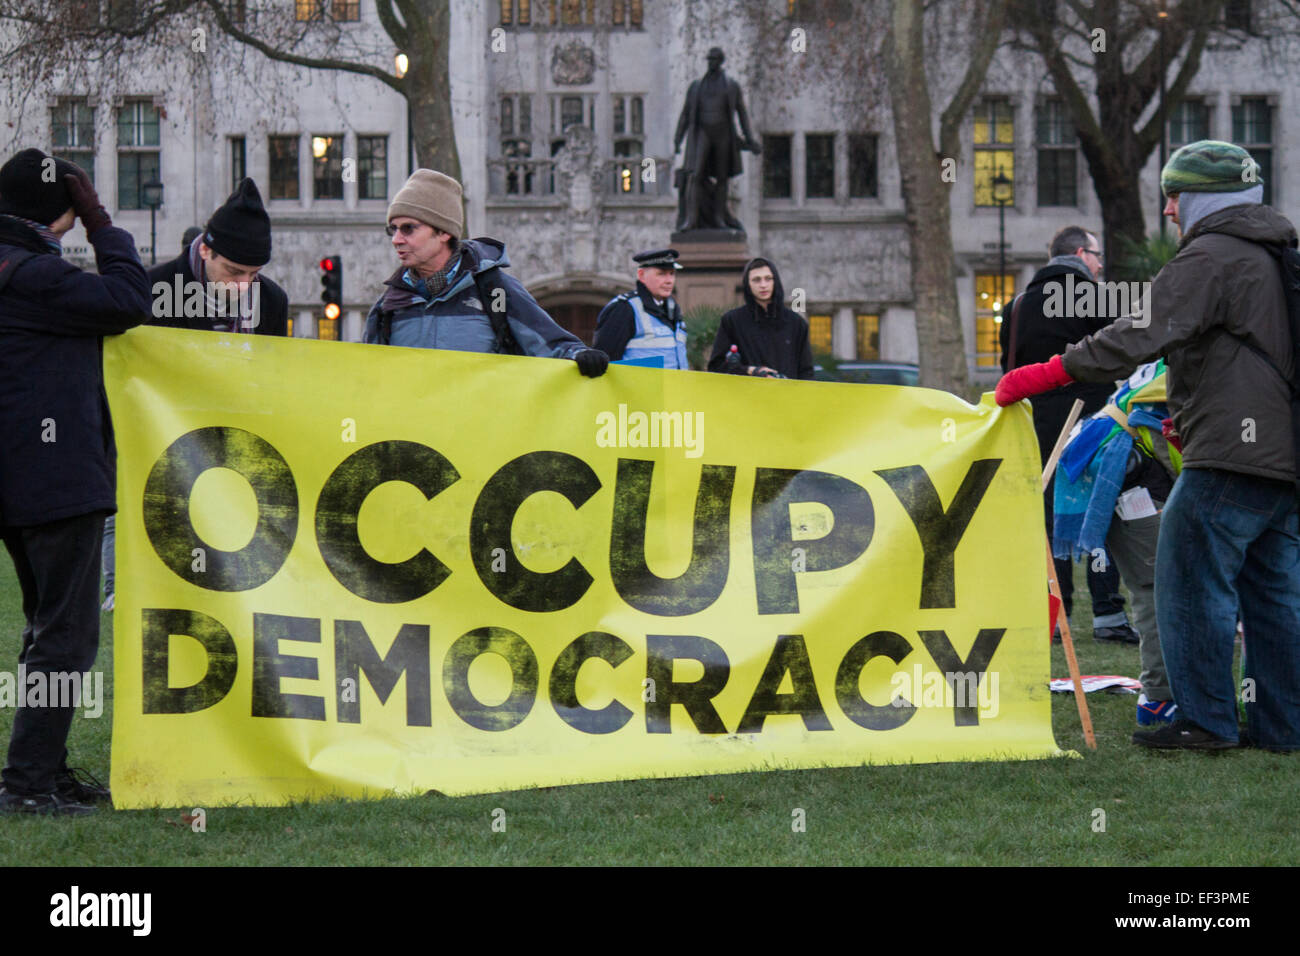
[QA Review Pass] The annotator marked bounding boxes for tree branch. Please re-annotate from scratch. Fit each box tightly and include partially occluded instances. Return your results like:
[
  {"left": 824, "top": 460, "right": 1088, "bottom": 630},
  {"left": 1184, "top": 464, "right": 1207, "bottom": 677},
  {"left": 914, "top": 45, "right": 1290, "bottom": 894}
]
[
  {"left": 373, "top": 0, "right": 408, "bottom": 44},
  {"left": 1135, "top": 13, "right": 1215, "bottom": 152},
  {"left": 199, "top": 0, "right": 402, "bottom": 92},
  {"left": 938, "top": 0, "right": 1008, "bottom": 161},
  {"left": 1026, "top": 15, "right": 1107, "bottom": 155}
]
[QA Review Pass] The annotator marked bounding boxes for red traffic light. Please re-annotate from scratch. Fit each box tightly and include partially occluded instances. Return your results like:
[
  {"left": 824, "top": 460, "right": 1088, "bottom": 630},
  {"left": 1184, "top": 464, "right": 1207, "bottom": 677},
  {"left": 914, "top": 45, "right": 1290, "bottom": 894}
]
[{"left": 319, "top": 257, "right": 335, "bottom": 272}]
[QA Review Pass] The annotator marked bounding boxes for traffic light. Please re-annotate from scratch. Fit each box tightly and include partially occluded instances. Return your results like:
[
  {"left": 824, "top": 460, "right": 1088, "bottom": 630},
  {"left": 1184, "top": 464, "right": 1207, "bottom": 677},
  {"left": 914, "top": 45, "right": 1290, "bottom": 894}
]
[{"left": 319, "top": 256, "right": 342, "bottom": 321}]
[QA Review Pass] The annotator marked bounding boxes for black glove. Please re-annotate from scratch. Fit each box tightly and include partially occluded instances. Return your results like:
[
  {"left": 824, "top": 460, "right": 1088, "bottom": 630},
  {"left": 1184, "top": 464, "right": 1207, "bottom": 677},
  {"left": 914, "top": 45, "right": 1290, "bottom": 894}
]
[
  {"left": 574, "top": 348, "right": 609, "bottom": 378},
  {"left": 64, "top": 171, "right": 111, "bottom": 236}
]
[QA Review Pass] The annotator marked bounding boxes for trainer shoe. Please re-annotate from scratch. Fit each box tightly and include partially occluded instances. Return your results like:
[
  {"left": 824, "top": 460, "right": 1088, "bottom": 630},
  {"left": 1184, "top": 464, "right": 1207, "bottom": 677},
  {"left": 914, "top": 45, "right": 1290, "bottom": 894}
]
[
  {"left": 1132, "top": 718, "right": 1237, "bottom": 751},
  {"left": 1137, "top": 694, "right": 1179, "bottom": 725},
  {"left": 101, "top": 592, "right": 114, "bottom": 612},
  {"left": 1094, "top": 623, "right": 1140, "bottom": 645},
  {"left": 55, "top": 767, "right": 111, "bottom": 805},
  {"left": 0, "top": 786, "right": 96, "bottom": 816}
]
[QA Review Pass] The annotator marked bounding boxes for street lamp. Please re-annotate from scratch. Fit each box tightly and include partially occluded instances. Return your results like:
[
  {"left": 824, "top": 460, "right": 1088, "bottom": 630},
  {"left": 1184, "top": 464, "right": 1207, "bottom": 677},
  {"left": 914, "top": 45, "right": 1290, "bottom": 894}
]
[
  {"left": 396, "top": 52, "right": 413, "bottom": 176},
  {"left": 141, "top": 178, "right": 164, "bottom": 266},
  {"left": 993, "top": 169, "right": 1013, "bottom": 315}
]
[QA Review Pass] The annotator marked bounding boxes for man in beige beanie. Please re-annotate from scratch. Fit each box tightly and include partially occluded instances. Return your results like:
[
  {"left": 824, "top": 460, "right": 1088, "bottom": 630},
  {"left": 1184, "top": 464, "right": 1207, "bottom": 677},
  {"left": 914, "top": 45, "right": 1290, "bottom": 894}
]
[{"left": 364, "top": 169, "right": 608, "bottom": 376}]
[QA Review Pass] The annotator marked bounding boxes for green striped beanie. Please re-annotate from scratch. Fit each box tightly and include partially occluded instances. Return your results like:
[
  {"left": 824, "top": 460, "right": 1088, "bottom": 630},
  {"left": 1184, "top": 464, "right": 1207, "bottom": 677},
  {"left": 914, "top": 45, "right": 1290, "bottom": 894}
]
[{"left": 1161, "top": 140, "right": 1263, "bottom": 196}]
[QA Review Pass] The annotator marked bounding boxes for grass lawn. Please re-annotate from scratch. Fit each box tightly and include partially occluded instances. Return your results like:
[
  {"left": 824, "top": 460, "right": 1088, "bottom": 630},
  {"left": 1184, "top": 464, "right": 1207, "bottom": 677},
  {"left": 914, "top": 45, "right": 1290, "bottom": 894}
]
[{"left": 0, "top": 557, "right": 1295, "bottom": 867}]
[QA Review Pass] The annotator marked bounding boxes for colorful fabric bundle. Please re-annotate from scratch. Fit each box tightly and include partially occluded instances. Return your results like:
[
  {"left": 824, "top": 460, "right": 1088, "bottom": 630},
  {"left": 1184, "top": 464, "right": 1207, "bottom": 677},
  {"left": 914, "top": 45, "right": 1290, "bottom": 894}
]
[{"left": 1052, "top": 361, "right": 1182, "bottom": 561}]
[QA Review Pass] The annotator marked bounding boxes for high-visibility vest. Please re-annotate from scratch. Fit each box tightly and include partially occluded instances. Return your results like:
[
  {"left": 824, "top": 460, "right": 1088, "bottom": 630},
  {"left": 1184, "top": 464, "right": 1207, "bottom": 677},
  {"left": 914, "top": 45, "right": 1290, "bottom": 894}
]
[{"left": 620, "top": 293, "right": 688, "bottom": 369}]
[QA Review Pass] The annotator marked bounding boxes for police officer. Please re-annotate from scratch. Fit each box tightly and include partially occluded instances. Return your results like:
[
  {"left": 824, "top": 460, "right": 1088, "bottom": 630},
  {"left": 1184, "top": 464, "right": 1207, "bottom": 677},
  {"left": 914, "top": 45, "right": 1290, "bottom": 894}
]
[{"left": 593, "top": 248, "right": 688, "bottom": 369}]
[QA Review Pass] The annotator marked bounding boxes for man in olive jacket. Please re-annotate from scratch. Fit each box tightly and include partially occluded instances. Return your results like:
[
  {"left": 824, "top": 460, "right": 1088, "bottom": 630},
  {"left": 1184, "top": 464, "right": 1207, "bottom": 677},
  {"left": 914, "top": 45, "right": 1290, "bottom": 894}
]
[
  {"left": 0, "top": 148, "right": 150, "bottom": 813},
  {"left": 996, "top": 141, "right": 1299, "bottom": 752}
]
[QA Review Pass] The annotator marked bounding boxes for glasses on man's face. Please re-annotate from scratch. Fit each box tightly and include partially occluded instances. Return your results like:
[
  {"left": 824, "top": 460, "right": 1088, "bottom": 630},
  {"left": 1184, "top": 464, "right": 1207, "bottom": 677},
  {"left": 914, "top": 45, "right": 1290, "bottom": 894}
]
[
  {"left": 1086, "top": 248, "right": 1104, "bottom": 263},
  {"left": 386, "top": 222, "right": 425, "bottom": 237}
]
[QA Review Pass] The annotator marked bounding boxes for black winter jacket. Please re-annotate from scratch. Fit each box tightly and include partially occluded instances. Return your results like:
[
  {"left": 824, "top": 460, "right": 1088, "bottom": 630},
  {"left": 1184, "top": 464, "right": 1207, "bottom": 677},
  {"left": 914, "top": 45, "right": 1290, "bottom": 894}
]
[
  {"left": 999, "top": 259, "right": 1115, "bottom": 463},
  {"left": 0, "top": 217, "right": 150, "bottom": 526},
  {"left": 147, "top": 251, "right": 289, "bottom": 336}
]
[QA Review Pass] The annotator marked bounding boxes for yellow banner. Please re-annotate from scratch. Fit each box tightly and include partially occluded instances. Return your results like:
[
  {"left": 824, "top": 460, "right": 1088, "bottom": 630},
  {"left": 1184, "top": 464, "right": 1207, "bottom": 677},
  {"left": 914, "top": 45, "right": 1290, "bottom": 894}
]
[{"left": 105, "top": 327, "right": 1060, "bottom": 808}]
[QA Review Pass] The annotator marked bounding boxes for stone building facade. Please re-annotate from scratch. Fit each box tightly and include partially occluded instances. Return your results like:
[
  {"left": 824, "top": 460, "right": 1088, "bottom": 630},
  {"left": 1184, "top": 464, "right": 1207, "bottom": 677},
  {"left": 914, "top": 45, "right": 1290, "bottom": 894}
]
[{"left": 2, "top": 0, "right": 1294, "bottom": 384}]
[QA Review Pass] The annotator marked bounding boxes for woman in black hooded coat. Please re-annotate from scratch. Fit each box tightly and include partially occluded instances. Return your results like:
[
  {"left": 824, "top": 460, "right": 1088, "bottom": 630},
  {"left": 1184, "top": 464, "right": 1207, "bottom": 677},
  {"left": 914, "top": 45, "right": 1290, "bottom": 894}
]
[{"left": 708, "top": 257, "right": 814, "bottom": 380}]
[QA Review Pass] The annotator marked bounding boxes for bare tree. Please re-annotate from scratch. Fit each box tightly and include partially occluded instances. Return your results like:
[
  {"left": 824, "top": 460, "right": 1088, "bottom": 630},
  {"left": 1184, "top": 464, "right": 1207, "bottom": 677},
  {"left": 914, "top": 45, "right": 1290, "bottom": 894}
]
[
  {"left": 1011, "top": 0, "right": 1226, "bottom": 278},
  {"left": 885, "top": 0, "right": 1008, "bottom": 395},
  {"left": 0, "top": 0, "right": 458, "bottom": 176}
]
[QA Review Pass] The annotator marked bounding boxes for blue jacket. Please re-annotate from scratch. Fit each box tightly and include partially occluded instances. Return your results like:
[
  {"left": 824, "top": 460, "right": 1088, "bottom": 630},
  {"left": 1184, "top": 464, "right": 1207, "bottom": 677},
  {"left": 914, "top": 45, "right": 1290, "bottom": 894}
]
[
  {"left": 0, "top": 218, "right": 150, "bottom": 526},
  {"left": 363, "top": 238, "right": 585, "bottom": 359}
]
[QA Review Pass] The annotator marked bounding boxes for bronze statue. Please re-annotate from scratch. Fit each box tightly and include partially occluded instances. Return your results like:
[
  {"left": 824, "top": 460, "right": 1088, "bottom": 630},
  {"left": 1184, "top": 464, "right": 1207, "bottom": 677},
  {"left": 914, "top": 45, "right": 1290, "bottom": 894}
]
[{"left": 673, "top": 47, "right": 761, "bottom": 234}]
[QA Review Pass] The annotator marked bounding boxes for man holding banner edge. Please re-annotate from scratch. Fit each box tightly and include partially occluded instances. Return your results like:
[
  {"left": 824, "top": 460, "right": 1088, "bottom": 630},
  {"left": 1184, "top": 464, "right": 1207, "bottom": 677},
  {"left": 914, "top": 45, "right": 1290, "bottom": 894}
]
[{"left": 996, "top": 140, "right": 1300, "bottom": 753}]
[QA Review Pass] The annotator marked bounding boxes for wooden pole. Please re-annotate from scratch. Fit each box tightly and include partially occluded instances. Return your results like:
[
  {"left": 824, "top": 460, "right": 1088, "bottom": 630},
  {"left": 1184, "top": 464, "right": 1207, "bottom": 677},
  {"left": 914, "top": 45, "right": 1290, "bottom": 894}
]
[{"left": 1041, "top": 399, "right": 1096, "bottom": 750}]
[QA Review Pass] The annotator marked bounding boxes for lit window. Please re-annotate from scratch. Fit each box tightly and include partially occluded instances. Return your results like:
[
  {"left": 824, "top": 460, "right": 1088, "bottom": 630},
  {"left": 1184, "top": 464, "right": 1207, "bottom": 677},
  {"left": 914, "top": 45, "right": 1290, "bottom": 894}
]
[
  {"left": 501, "top": 0, "right": 531, "bottom": 25},
  {"left": 975, "top": 272, "right": 1016, "bottom": 367},
  {"left": 974, "top": 99, "right": 1014, "bottom": 207},
  {"left": 855, "top": 314, "right": 879, "bottom": 360},
  {"left": 312, "top": 135, "right": 343, "bottom": 200},
  {"left": 808, "top": 314, "right": 832, "bottom": 356}
]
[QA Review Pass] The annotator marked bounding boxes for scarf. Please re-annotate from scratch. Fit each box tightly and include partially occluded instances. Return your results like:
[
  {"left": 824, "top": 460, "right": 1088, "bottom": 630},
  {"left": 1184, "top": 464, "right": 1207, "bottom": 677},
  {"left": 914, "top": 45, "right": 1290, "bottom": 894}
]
[
  {"left": 0, "top": 213, "right": 62, "bottom": 255},
  {"left": 406, "top": 251, "right": 461, "bottom": 300},
  {"left": 1180, "top": 185, "right": 1263, "bottom": 236}
]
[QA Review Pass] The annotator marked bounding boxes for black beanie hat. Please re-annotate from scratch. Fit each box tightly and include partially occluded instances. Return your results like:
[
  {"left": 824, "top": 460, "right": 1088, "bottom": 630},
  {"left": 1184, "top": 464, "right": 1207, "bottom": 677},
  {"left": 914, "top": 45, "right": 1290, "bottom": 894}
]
[
  {"left": 0, "top": 147, "right": 79, "bottom": 225},
  {"left": 204, "top": 177, "right": 272, "bottom": 266}
]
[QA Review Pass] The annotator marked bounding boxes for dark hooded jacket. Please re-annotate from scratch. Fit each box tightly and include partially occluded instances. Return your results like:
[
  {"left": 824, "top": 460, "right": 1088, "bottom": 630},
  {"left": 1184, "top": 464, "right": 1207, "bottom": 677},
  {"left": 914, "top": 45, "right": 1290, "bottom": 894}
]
[
  {"left": 999, "top": 255, "right": 1115, "bottom": 463},
  {"left": 708, "top": 257, "right": 814, "bottom": 380},
  {"left": 0, "top": 216, "right": 150, "bottom": 526},
  {"left": 1063, "top": 203, "right": 1297, "bottom": 482}
]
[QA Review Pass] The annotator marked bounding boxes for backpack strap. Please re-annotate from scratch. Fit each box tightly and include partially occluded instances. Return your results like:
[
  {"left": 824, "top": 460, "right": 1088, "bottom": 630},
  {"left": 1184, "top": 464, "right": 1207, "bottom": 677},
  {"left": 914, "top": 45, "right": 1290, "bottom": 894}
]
[
  {"left": 471, "top": 265, "right": 523, "bottom": 355},
  {"left": 0, "top": 249, "right": 37, "bottom": 295},
  {"left": 1005, "top": 292, "right": 1026, "bottom": 371}
]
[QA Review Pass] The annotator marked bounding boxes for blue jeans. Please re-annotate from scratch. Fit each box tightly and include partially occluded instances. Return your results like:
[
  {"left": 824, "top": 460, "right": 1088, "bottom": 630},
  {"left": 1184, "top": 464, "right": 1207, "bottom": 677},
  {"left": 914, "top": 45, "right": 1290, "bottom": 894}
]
[
  {"left": 1156, "top": 467, "right": 1300, "bottom": 748},
  {"left": 101, "top": 514, "right": 115, "bottom": 597}
]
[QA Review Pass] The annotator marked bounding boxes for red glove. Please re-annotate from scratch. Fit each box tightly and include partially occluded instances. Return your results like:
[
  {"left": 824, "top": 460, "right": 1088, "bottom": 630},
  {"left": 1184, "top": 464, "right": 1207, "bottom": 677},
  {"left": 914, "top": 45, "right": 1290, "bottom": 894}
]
[{"left": 995, "top": 354, "right": 1074, "bottom": 406}]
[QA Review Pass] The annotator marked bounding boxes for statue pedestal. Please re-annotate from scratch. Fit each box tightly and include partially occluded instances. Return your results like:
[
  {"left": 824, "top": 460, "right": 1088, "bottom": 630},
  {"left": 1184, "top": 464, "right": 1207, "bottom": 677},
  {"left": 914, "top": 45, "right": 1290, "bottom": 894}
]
[{"left": 670, "top": 233, "right": 751, "bottom": 314}]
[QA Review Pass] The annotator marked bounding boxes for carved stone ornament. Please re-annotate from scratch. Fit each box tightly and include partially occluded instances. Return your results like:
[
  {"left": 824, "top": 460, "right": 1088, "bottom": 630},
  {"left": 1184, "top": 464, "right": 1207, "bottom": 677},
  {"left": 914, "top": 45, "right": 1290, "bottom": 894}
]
[
  {"left": 553, "top": 125, "right": 600, "bottom": 216},
  {"left": 551, "top": 42, "right": 596, "bottom": 85}
]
